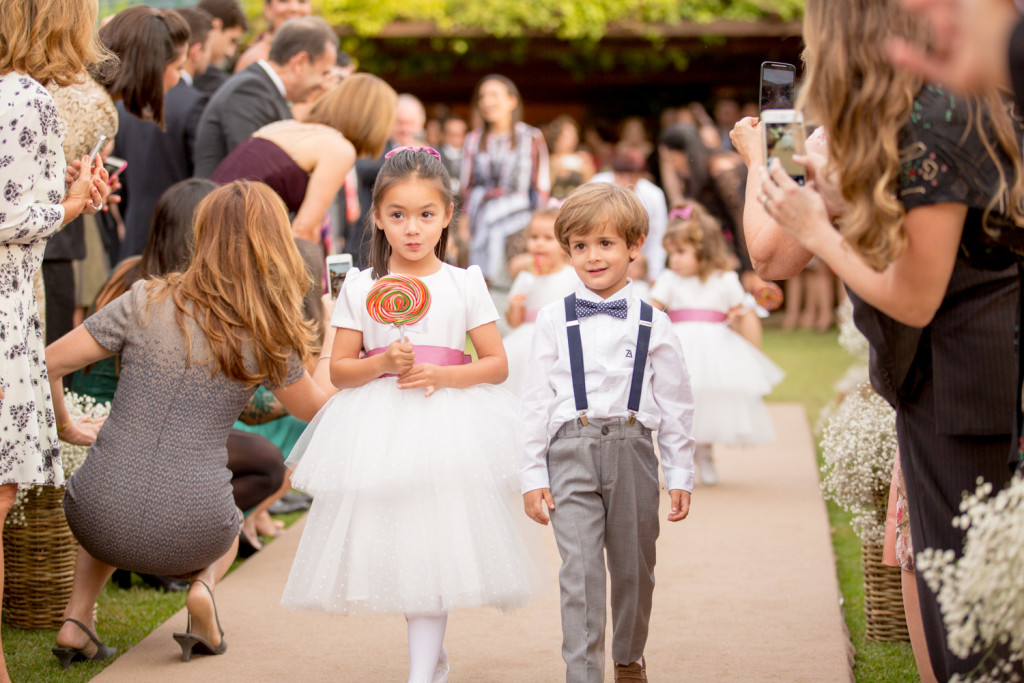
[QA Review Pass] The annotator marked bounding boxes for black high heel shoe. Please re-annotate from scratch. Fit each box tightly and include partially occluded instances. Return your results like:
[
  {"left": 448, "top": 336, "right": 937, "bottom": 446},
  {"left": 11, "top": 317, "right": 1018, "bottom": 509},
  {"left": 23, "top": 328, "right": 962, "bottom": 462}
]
[
  {"left": 51, "top": 618, "right": 117, "bottom": 669},
  {"left": 172, "top": 580, "right": 226, "bottom": 662}
]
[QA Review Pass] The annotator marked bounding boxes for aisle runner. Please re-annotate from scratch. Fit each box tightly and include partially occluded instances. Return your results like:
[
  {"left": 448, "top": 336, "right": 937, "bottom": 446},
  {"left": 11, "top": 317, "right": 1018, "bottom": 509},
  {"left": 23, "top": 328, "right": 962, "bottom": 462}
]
[{"left": 96, "top": 403, "right": 853, "bottom": 682}]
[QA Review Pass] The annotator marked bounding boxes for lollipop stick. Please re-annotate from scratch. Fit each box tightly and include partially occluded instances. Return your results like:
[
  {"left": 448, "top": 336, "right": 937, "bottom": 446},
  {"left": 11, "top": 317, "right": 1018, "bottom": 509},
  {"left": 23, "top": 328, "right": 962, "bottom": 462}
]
[{"left": 400, "top": 325, "right": 406, "bottom": 343}]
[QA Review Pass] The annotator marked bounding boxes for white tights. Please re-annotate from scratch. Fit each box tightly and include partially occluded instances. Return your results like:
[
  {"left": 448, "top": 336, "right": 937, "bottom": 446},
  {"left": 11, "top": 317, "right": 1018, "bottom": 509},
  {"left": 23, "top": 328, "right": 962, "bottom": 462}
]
[{"left": 406, "top": 613, "right": 448, "bottom": 683}]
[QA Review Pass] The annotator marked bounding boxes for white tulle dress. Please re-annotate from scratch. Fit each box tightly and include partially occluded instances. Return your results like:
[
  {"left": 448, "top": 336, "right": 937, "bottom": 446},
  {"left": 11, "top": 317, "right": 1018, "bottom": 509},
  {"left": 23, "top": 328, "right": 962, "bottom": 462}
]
[
  {"left": 501, "top": 267, "right": 578, "bottom": 395},
  {"left": 650, "top": 269, "right": 784, "bottom": 446},
  {"left": 282, "top": 264, "right": 544, "bottom": 616}
]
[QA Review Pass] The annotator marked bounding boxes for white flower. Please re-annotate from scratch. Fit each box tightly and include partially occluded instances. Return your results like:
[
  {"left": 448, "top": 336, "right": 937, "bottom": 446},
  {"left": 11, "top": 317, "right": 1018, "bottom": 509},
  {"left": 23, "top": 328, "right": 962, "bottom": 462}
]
[
  {"left": 837, "top": 297, "right": 870, "bottom": 362},
  {"left": 6, "top": 391, "right": 109, "bottom": 527},
  {"left": 919, "top": 473, "right": 1024, "bottom": 681},
  {"left": 819, "top": 382, "right": 898, "bottom": 544}
]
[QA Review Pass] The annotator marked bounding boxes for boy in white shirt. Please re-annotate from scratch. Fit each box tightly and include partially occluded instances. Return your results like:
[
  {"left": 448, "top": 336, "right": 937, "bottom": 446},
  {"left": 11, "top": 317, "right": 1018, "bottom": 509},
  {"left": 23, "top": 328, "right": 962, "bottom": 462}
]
[{"left": 519, "top": 183, "right": 696, "bottom": 683}]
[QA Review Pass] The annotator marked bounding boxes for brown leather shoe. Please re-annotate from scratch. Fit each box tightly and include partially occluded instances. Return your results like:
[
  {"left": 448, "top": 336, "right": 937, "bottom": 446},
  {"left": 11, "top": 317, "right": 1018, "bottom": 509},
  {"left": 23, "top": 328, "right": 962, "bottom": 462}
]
[{"left": 614, "top": 657, "right": 647, "bottom": 682}]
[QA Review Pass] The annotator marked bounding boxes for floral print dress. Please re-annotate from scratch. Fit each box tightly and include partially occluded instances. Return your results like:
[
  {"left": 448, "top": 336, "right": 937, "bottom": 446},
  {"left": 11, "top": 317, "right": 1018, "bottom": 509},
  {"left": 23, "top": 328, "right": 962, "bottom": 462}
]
[{"left": 0, "top": 71, "right": 68, "bottom": 487}]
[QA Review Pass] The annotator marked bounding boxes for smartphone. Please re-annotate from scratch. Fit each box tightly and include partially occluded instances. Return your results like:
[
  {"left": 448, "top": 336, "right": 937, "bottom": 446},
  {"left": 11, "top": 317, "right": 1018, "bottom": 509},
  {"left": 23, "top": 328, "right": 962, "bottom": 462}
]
[
  {"left": 326, "top": 253, "right": 353, "bottom": 299},
  {"left": 762, "top": 109, "right": 806, "bottom": 185},
  {"left": 759, "top": 61, "right": 796, "bottom": 114},
  {"left": 103, "top": 155, "right": 127, "bottom": 178},
  {"left": 87, "top": 135, "right": 107, "bottom": 168}
]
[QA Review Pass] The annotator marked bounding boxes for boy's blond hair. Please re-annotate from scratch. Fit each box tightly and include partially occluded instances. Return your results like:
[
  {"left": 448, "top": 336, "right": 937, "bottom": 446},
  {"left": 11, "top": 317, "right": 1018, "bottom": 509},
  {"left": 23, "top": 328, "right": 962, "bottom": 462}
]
[{"left": 555, "top": 183, "right": 648, "bottom": 253}]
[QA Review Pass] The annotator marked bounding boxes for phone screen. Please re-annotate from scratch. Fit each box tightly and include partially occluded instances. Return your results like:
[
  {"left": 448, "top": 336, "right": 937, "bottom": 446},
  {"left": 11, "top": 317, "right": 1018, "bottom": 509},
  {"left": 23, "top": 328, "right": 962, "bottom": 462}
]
[
  {"left": 760, "top": 63, "right": 795, "bottom": 113},
  {"left": 327, "top": 259, "right": 352, "bottom": 299},
  {"left": 764, "top": 117, "right": 806, "bottom": 185}
]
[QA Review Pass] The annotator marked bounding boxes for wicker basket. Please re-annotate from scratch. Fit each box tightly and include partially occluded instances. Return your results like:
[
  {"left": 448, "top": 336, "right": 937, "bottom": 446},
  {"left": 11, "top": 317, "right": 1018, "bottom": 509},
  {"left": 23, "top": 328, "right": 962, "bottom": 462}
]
[
  {"left": 861, "top": 538, "right": 910, "bottom": 642},
  {"left": 3, "top": 486, "right": 78, "bottom": 630}
]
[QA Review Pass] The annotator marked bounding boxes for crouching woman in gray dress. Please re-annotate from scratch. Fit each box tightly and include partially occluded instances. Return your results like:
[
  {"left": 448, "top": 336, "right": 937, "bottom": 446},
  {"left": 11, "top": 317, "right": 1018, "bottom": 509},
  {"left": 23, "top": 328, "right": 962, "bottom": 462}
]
[{"left": 44, "top": 181, "right": 336, "bottom": 666}]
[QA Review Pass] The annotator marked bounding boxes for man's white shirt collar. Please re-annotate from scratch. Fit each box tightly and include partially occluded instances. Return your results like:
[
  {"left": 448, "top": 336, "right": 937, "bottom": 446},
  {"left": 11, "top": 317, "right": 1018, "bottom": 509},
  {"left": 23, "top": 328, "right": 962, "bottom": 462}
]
[{"left": 257, "top": 59, "right": 287, "bottom": 100}]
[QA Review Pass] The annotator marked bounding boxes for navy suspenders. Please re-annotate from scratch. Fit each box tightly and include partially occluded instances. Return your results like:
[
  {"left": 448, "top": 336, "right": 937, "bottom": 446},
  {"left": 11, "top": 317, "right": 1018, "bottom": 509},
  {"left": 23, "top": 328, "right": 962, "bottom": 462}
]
[{"left": 564, "top": 293, "right": 654, "bottom": 427}]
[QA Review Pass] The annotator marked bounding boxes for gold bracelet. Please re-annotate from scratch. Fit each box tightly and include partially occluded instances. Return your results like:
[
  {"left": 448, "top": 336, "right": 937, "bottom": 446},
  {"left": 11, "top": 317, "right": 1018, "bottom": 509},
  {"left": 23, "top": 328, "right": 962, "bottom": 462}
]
[
  {"left": 317, "top": 355, "right": 332, "bottom": 363},
  {"left": 56, "top": 420, "right": 70, "bottom": 432}
]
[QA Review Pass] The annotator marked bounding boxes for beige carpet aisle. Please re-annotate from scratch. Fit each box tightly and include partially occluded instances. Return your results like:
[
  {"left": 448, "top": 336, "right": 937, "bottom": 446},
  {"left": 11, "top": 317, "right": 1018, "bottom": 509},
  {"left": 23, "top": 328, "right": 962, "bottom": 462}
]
[{"left": 95, "top": 403, "right": 853, "bottom": 682}]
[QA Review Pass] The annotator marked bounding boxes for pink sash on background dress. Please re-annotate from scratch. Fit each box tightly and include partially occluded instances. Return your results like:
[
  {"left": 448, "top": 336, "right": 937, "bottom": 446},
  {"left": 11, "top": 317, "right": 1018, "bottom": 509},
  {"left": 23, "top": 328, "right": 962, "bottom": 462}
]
[
  {"left": 365, "top": 345, "right": 471, "bottom": 378},
  {"left": 523, "top": 310, "right": 539, "bottom": 323},
  {"left": 666, "top": 309, "right": 728, "bottom": 323}
]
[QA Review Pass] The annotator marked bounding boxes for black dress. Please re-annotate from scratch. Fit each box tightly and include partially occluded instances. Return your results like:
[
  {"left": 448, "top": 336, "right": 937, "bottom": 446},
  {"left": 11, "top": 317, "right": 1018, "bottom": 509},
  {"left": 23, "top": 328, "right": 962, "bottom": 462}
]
[{"left": 852, "top": 85, "right": 1022, "bottom": 680}]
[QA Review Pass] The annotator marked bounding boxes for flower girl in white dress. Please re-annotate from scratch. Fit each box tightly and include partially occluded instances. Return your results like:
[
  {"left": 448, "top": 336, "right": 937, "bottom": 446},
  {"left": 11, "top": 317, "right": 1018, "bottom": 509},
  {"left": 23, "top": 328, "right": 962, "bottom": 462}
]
[
  {"left": 650, "top": 202, "right": 784, "bottom": 485},
  {"left": 502, "top": 208, "right": 577, "bottom": 394},
  {"left": 281, "top": 148, "right": 542, "bottom": 683}
]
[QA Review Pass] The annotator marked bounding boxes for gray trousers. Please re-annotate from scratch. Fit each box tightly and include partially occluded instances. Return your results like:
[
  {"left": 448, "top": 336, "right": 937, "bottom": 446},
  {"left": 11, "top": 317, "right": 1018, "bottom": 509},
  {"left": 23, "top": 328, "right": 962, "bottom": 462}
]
[{"left": 548, "top": 417, "right": 661, "bottom": 683}]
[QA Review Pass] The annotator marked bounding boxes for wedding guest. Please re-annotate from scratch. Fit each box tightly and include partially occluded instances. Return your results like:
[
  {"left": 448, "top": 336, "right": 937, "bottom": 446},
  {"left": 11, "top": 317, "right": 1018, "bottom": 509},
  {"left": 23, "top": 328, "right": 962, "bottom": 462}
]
[
  {"left": 233, "top": 0, "right": 311, "bottom": 74},
  {"left": 48, "top": 181, "right": 336, "bottom": 666},
  {"left": 460, "top": 74, "right": 549, "bottom": 282},
  {"left": 193, "top": 0, "right": 248, "bottom": 95},
  {"left": 732, "top": 0, "right": 1024, "bottom": 676},
  {"left": 194, "top": 16, "right": 338, "bottom": 177},
  {"left": 0, "top": 0, "right": 110, "bottom": 676}
]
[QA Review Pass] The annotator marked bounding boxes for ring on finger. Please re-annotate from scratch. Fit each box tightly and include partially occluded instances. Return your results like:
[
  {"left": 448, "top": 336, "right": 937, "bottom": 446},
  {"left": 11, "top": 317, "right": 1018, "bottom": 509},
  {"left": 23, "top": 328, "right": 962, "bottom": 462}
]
[{"left": 760, "top": 194, "right": 770, "bottom": 210}]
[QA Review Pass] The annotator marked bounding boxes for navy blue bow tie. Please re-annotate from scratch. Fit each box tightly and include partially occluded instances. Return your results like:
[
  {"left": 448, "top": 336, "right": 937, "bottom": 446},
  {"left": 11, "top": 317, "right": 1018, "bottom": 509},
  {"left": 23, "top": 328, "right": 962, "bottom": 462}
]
[{"left": 575, "top": 298, "right": 628, "bottom": 320}]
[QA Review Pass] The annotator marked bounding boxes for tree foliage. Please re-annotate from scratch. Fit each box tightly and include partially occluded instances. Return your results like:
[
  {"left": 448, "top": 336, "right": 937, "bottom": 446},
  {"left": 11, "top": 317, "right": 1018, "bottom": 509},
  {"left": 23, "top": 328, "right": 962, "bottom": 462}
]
[{"left": 316, "top": 0, "right": 804, "bottom": 40}]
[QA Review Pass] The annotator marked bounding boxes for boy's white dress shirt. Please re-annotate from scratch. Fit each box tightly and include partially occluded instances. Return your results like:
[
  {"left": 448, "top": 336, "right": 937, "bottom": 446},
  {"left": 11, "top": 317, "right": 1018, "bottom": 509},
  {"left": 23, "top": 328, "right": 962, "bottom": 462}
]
[{"left": 519, "top": 280, "right": 697, "bottom": 494}]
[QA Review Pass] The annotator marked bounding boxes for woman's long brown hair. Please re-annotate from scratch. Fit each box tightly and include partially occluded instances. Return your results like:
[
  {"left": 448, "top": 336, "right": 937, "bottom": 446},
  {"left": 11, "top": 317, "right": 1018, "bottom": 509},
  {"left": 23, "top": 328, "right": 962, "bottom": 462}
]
[
  {"left": 800, "top": 0, "right": 1024, "bottom": 270},
  {"left": 148, "top": 181, "right": 318, "bottom": 387}
]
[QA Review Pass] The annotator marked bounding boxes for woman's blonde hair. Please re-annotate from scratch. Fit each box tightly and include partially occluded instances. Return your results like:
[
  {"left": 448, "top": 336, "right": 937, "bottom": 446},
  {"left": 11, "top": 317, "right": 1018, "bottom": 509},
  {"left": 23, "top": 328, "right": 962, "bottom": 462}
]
[
  {"left": 148, "top": 181, "right": 318, "bottom": 387},
  {"left": 305, "top": 73, "right": 397, "bottom": 159},
  {"left": 800, "top": 0, "right": 1024, "bottom": 269},
  {"left": 0, "top": 0, "right": 113, "bottom": 86},
  {"left": 663, "top": 201, "right": 733, "bottom": 281}
]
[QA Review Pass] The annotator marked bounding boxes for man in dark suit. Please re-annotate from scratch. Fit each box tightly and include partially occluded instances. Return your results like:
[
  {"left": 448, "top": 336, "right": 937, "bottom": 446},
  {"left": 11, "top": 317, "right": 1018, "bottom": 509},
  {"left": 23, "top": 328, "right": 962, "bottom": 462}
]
[
  {"left": 114, "top": 7, "right": 214, "bottom": 259},
  {"left": 193, "top": 0, "right": 248, "bottom": 95},
  {"left": 193, "top": 16, "right": 338, "bottom": 177}
]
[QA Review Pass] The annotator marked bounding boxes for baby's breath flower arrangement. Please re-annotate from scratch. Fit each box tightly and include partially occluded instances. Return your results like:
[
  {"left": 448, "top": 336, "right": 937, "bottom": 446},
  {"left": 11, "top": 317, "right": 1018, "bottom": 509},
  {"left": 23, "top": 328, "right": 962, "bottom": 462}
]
[
  {"left": 5, "top": 391, "right": 108, "bottom": 527},
  {"left": 917, "top": 474, "right": 1024, "bottom": 682},
  {"left": 836, "top": 297, "right": 869, "bottom": 363},
  {"left": 820, "top": 383, "right": 898, "bottom": 544}
]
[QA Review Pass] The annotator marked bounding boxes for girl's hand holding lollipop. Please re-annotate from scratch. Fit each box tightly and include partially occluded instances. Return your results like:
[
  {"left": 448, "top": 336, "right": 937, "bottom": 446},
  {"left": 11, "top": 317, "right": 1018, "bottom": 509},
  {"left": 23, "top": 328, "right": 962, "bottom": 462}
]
[{"left": 366, "top": 273, "right": 430, "bottom": 379}]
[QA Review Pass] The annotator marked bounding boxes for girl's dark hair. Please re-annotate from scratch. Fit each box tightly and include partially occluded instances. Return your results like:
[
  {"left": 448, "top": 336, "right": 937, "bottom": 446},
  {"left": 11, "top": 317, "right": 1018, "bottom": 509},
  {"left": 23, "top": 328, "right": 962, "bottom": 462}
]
[
  {"left": 91, "top": 6, "right": 190, "bottom": 127},
  {"left": 94, "top": 178, "right": 217, "bottom": 313},
  {"left": 367, "top": 149, "right": 455, "bottom": 279},
  {"left": 138, "top": 178, "right": 219, "bottom": 280}
]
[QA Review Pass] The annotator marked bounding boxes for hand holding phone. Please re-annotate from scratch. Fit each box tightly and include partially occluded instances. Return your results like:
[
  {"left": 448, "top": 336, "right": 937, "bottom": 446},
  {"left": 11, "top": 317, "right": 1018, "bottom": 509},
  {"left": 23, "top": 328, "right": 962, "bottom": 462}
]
[
  {"left": 326, "top": 253, "right": 353, "bottom": 299},
  {"left": 103, "top": 155, "right": 127, "bottom": 179},
  {"left": 87, "top": 135, "right": 107, "bottom": 169}
]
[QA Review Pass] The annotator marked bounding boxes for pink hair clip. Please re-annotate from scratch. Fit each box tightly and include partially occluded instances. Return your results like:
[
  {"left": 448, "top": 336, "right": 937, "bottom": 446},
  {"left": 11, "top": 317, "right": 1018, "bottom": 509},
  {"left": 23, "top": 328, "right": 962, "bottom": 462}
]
[
  {"left": 384, "top": 146, "right": 442, "bottom": 163},
  {"left": 668, "top": 206, "right": 693, "bottom": 221}
]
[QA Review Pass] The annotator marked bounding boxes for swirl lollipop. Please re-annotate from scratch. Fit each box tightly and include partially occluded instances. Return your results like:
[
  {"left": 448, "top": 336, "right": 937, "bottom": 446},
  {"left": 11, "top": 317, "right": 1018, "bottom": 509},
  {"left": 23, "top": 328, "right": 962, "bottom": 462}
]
[
  {"left": 753, "top": 282, "right": 784, "bottom": 312},
  {"left": 366, "top": 273, "right": 431, "bottom": 341}
]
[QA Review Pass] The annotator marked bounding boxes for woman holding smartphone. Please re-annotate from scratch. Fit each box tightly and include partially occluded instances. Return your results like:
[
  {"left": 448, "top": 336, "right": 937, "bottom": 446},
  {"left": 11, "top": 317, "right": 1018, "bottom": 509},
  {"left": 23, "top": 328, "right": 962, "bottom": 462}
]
[{"left": 731, "top": 1, "right": 1024, "bottom": 679}]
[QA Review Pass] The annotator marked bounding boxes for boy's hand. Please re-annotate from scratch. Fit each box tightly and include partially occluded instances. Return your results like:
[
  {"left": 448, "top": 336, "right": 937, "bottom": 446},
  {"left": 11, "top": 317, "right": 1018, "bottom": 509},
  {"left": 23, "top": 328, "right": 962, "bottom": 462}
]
[
  {"left": 523, "top": 488, "right": 555, "bottom": 525},
  {"left": 668, "top": 489, "right": 690, "bottom": 522}
]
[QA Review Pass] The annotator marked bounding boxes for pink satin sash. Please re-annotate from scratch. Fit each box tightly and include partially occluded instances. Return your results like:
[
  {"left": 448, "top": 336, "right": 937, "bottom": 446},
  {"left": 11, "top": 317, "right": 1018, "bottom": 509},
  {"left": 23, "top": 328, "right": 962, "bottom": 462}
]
[
  {"left": 667, "top": 308, "right": 728, "bottom": 323},
  {"left": 366, "top": 345, "right": 471, "bottom": 378},
  {"left": 523, "top": 309, "right": 539, "bottom": 323}
]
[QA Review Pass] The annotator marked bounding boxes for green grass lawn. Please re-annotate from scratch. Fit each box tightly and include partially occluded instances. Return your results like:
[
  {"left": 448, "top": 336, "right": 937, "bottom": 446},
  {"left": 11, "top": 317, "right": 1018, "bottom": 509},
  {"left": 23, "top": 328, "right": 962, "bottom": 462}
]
[
  {"left": 763, "top": 325, "right": 920, "bottom": 683},
  {"left": 2, "top": 326, "right": 917, "bottom": 681}
]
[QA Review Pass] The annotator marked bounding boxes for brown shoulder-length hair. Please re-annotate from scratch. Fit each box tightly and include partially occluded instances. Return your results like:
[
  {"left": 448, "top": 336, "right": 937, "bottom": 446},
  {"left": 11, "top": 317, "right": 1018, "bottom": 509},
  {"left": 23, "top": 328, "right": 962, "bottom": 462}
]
[
  {"left": 304, "top": 73, "right": 397, "bottom": 159},
  {"left": 554, "top": 183, "right": 648, "bottom": 253},
  {"left": 148, "top": 181, "right": 318, "bottom": 387},
  {"left": 367, "top": 149, "right": 454, "bottom": 279},
  {"left": 0, "top": 0, "right": 113, "bottom": 86},
  {"left": 662, "top": 201, "right": 733, "bottom": 281},
  {"left": 800, "top": 0, "right": 1024, "bottom": 270},
  {"left": 90, "top": 6, "right": 190, "bottom": 127}
]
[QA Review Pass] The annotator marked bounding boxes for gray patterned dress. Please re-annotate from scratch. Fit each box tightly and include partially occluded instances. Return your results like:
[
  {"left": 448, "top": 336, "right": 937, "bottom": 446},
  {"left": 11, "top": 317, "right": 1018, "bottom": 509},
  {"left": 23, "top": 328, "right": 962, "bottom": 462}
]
[
  {"left": 0, "top": 72, "right": 67, "bottom": 488},
  {"left": 64, "top": 281, "right": 304, "bottom": 575}
]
